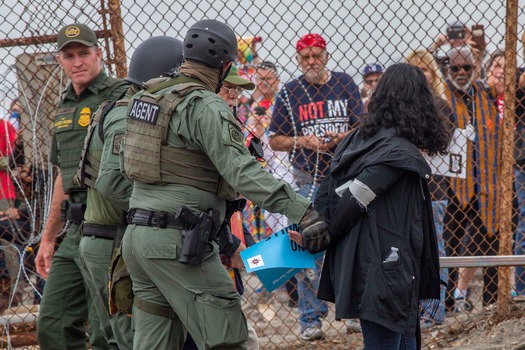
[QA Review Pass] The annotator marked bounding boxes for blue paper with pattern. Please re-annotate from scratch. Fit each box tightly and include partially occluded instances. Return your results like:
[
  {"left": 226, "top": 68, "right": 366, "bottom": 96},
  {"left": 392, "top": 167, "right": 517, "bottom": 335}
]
[{"left": 240, "top": 224, "right": 316, "bottom": 292}]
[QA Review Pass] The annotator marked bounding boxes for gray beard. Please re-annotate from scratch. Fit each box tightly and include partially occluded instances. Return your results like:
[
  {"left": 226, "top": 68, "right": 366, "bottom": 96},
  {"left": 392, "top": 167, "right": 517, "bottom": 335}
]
[
  {"left": 449, "top": 74, "right": 472, "bottom": 92},
  {"left": 304, "top": 70, "right": 327, "bottom": 85}
]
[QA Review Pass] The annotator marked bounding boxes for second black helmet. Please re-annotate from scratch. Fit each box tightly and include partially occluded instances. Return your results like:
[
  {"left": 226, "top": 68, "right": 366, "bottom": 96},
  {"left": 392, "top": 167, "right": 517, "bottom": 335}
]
[{"left": 127, "top": 36, "right": 183, "bottom": 86}]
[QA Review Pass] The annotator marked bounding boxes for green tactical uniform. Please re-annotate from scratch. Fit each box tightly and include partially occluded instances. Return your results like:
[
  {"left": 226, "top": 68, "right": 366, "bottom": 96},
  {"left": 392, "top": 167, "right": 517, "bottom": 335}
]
[
  {"left": 77, "top": 86, "right": 135, "bottom": 350},
  {"left": 121, "top": 77, "right": 311, "bottom": 350},
  {"left": 38, "top": 71, "right": 128, "bottom": 350},
  {"left": 93, "top": 89, "right": 137, "bottom": 210}
]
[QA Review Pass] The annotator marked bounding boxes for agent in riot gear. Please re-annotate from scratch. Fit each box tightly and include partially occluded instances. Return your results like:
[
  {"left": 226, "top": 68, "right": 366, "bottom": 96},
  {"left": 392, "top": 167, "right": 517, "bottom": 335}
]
[{"left": 121, "top": 18, "right": 326, "bottom": 350}]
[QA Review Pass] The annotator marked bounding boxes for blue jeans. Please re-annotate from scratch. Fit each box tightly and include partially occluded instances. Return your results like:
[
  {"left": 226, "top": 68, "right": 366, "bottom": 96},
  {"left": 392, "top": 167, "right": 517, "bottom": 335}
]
[
  {"left": 294, "top": 170, "right": 329, "bottom": 331},
  {"left": 420, "top": 200, "right": 448, "bottom": 324},
  {"left": 361, "top": 319, "right": 417, "bottom": 350},
  {"left": 515, "top": 167, "right": 525, "bottom": 295}
]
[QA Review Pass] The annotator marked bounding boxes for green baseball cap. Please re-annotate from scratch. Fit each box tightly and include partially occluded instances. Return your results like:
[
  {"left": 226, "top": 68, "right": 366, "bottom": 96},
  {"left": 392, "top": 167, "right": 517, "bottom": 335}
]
[
  {"left": 224, "top": 65, "right": 255, "bottom": 90},
  {"left": 57, "top": 23, "right": 98, "bottom": 51}
]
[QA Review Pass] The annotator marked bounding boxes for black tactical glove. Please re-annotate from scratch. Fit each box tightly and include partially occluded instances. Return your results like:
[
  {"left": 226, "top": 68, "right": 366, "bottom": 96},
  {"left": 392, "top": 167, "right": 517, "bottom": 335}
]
[{"left": 298, "top": 206, "right": 331, "bottom": 253}]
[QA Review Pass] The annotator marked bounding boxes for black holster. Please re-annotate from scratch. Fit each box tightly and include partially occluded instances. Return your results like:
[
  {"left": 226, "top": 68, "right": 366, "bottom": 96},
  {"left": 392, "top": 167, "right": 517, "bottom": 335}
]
[
  {"left": 60, "top": 200, "right": 86, "bottom": 225},
  {"left": 179, "top": 208, "right": 214, "bottom": 266},
  {"left": 69, "top": 203, "right": 86, "bottom": 225}
]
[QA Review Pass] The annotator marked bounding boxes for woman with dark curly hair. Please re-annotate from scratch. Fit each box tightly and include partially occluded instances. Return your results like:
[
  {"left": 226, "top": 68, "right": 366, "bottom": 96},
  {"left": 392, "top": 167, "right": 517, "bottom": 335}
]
[{"left": 291, "top": 63, "right": 451, "bottom": 349}]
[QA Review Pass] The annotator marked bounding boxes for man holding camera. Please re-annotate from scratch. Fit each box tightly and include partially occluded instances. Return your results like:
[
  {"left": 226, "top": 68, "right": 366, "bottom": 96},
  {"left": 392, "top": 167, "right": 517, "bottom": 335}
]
[{"left": 429, "top": 20, "right": 487, "bottom": 79}]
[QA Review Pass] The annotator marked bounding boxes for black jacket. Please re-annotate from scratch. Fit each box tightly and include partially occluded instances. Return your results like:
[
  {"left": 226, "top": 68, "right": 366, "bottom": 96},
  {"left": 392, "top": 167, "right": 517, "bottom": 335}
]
[{"left": 315, "top": 127, "right": 441, "bottom": 336}]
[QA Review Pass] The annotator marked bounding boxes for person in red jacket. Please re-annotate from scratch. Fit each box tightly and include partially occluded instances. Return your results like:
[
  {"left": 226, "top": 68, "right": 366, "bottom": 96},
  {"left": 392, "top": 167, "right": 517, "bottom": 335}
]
[{"left": 0, "top": 119, "right": 16, "bottom": 211}]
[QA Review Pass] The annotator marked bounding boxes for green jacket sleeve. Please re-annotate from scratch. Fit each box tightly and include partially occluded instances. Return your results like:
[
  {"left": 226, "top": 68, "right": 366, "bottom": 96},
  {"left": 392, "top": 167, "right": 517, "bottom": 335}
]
[
  {"left": 178, "top": 94, "right": 310, "bottom": 223},
  {"left": 94, "top": 104, "right": 133, "bottom": 211}
]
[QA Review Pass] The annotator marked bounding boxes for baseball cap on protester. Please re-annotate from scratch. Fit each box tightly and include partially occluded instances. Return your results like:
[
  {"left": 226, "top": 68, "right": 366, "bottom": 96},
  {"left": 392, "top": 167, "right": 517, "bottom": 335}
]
[
  {"left": 296, "top": 33, "right": 327, "bottom": 52},
  {"left": 224, "top": 65, "right": 255, "bottom": 90},
  {"left": 362, "top": 63, "right": 384, "bottom": 78},
  {"left": 57, "top": 23, "right": 98, "bottom": 51}
]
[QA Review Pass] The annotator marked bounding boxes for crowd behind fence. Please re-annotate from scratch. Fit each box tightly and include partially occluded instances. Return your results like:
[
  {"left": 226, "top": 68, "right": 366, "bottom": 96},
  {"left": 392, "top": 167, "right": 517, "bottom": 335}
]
[{"left": 0, "top": 0, "right": 524, "bottom": 348}]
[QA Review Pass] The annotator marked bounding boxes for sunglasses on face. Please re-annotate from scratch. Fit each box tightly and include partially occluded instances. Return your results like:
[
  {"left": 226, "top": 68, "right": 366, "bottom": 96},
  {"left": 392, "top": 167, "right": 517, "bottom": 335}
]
[{"left": 449, "top": 64, "right": 473, "bottom": 73}]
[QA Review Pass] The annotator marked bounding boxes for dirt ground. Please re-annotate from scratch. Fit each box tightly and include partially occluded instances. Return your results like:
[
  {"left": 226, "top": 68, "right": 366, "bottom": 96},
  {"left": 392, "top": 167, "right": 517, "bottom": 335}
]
[
  {"left": 242, "top": 269, "right": 525, "bottom": 350},
  {"left": 3, "top": 270, "right": 525, "bottom": 349},
  {"left": 243, "top": 291, "right": 525, "bottom": 349},
  {"left": 423, "top": 298, "right": 525, "bottom": 350}
]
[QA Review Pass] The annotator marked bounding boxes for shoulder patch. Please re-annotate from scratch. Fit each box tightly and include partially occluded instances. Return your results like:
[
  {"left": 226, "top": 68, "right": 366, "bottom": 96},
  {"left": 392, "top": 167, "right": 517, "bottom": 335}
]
[
  {"left": 228, "top": 124, "right": 244, "bottom": 147},
  {"left": 112, "top": 133, "right": 125, "bottom": 155},
  {"left": 128, "top": 99, "right": 160, "bottom": 124}
]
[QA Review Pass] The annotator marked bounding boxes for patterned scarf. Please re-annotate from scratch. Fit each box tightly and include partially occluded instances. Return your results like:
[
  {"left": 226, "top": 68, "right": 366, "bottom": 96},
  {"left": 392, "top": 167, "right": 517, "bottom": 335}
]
[{"left": 445, "top": 80, "right": 501, "bottom": 236}]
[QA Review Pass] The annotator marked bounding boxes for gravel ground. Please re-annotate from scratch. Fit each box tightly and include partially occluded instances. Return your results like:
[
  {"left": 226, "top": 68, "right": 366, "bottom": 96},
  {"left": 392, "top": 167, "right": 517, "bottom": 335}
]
[{"left": 241, "top": 269, "right": 525, "bottom": 350}]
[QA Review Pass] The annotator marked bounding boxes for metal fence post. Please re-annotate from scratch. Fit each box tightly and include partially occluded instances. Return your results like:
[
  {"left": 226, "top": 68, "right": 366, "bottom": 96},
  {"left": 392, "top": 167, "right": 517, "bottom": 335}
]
[
  {"left": 106, "top": 0, "right": 127, "bottom": 78},
  {"left": 497, "top": 0, "right": 518, "bottom": 319}
]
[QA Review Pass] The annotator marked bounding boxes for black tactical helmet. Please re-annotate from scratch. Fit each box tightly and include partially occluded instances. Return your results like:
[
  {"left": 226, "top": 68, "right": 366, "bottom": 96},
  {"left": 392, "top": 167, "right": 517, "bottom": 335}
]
[
  {"left": 126, "top": 36, "right": 183, "bottom": 86},
  {"left": 183, "top": 19, "right": 237, "bottom": 68}
]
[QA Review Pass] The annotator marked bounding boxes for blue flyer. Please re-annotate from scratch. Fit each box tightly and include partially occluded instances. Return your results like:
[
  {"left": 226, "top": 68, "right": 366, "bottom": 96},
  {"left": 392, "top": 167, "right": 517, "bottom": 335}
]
[{"left": 240, "top": 224, "right": 316, "bottom": 292}]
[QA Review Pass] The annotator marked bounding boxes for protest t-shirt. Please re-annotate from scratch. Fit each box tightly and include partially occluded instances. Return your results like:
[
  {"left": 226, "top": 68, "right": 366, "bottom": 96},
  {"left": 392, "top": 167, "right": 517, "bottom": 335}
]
[{"left": 270, "top": 71, "right": 363, "bottom": 176}]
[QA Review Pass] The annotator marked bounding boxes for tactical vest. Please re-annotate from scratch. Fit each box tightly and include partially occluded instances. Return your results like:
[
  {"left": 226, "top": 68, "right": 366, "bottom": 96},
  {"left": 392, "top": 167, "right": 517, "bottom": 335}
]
[
  {"left": 123, "top": 77, "right": 236, "bottom": 200},
  {"left": 54, "top": 76, "right": 128, "bottom": 195},
  {"left": 76, "top": 91, "right": 128, "bottom": 188}
]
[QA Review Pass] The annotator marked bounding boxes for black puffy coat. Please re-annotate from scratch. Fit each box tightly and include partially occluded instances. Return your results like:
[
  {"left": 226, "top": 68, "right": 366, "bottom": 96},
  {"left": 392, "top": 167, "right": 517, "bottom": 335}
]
[{"left": 315, "top": 127, "right": 441, "bottom": 335}]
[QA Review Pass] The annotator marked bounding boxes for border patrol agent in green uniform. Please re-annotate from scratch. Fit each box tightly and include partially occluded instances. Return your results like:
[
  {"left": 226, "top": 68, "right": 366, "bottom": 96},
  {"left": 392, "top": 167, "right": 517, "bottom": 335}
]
[
  {"left": 35, "top": 23, "right": 128, "bottom": 350},
  {"left": 120, "top": 19, "right": 329, "bottom": 350},
  {"left": 75, "top": 36, "right": 186, "bottom": 350}
]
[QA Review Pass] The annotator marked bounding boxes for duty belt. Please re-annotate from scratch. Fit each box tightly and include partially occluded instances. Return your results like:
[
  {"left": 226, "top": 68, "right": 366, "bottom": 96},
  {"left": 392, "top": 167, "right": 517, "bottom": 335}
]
[
  {"left": 80, "top": 223, "right": 119, "bottom": 240},
  {"left": 127, "top": 208, "right": 188, "bottom": 230}
]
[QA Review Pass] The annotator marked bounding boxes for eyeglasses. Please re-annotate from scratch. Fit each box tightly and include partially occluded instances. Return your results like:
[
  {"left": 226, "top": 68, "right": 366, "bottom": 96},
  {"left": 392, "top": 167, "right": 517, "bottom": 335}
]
[
  {"left": 222, "top": 85, "right": 243, "bottom": 95},
  {"left": 449, "top": 64, "right": 473, "bottom": 73}
]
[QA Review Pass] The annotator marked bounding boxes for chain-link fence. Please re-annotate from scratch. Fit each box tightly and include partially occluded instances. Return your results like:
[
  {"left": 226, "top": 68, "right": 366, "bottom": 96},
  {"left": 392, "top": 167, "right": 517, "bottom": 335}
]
[{"left": 0, "top": 0, "right": 524, "bottom": 348}]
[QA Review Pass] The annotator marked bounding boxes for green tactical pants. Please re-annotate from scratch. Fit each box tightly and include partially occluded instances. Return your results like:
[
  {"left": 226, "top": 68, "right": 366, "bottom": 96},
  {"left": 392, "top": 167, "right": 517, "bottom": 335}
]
[
  {"left": 37, "top": 224, "right": 112, "bottom": 350},
  {"left": 79, "top": 234, "right": 133, "bottom": 350},
  {"left": 122, "top": 224, "right": 248, "bottom": 350}
]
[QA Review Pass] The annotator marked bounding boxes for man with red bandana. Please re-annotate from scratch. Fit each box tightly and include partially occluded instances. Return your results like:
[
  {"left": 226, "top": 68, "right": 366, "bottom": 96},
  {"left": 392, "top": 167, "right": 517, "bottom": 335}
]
[{"left": 269, "top": 33, "right": 363, "bottom": 341}]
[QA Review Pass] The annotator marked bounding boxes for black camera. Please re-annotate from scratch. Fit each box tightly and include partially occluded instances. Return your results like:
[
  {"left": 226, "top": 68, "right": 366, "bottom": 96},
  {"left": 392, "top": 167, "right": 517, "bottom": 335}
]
[{"left": 447, "top": 26, "right": 465, "bottom": 40}]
